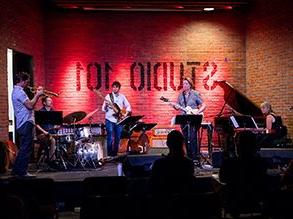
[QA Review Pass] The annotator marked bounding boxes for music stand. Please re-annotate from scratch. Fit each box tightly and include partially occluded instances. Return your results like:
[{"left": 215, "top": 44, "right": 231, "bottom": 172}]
[
  {"left": 117, "top": 115, "right": 144, "bottom": 126},
  {"left": 35, "top": 111, "right": 63, "bottom": 125},
  {"left": 230, "top": 115, "right": 258, "bottom": 129},
  {"left": 118, "top": 115, "right": 144, "bottom": 140},
  {"left": 175, "top": 115, "right": 203, "bottom": 162},
  {"left": 131, "top": 122, "right": 157, "bottom": 132}
]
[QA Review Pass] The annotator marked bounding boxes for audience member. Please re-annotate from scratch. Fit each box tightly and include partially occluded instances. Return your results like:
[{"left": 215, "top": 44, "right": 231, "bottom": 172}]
[
  {"left": 219, "top": 131, "right": 268, "bottom": 217},
  {"left": 149, "top": 130, "right": 195, "bottom": 195}
]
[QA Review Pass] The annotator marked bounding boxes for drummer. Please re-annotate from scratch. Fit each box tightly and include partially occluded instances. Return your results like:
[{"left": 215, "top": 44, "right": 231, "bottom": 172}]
[{"left": 35, "top": 96, "right": 58, "bottom": 161}]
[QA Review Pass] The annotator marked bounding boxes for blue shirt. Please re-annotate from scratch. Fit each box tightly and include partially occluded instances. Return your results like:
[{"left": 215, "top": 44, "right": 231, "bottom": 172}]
[
  {"left": 177, "top": 90, "right": 203, "bottom": 115},
  {"left": 12, "top": 85, "right": 34, "bottom": 129}
]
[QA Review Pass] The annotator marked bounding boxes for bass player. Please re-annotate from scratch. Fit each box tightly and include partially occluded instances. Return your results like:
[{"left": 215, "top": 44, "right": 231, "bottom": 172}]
[{"left": 102, "top": 81, "right": 131, "bottom": 157}]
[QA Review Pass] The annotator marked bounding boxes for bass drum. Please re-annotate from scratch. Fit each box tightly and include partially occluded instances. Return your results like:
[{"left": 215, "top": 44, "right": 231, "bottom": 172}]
[
  {"left": 128, "top": 133, "right": 150, "bottom": 154},
  {"left": 76, "top": 141, "right": 104, "bottom": 164}
]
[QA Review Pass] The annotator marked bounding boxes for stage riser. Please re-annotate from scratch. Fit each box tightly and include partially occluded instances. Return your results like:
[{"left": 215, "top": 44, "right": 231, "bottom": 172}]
[{"left": 259, "top": 148, "right": 293, "bottom": 167}]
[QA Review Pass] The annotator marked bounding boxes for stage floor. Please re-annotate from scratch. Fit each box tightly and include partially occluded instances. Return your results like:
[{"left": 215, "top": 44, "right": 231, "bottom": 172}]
[{"left": 0, "top": 160, "right": 219, "bottom": 182}]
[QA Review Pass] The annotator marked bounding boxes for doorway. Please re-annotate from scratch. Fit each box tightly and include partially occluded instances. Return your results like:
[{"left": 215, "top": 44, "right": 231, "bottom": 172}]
[{"left": 7, "top": 49, "right": 34, "bottom": 143}]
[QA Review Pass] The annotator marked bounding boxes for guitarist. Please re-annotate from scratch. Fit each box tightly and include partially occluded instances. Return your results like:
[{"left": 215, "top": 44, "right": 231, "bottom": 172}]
[
  {"left": 102, "top": 81, "right": 131, "bottom": 157},
  {"left": 174, "top": 77, "right": 206, "bottom": 164}
]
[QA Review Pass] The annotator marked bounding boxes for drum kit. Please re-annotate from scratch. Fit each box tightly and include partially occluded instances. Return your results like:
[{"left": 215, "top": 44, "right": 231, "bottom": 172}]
[{"left": 52, "top": 111, "right": 105, "bottom": 170}]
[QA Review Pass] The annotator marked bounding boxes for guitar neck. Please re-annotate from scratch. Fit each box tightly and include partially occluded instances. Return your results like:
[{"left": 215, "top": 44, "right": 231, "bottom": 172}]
[{"left": 169, "top": 102, "right": 187, "bottom": 113}]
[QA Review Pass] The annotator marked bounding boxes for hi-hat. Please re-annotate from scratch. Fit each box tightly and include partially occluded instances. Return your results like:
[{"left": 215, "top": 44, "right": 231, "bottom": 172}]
[{"left": 63, "top": 111, "right": 87, "bottom": 124}]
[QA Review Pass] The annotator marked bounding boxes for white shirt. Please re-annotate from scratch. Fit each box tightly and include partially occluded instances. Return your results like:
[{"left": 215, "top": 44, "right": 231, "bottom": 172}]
[{"left": 102, "top": 92, "right": 131, "bottom": 123}]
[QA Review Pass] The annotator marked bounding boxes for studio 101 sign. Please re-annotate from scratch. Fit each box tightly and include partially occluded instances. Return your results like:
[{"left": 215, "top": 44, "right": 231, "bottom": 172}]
[{"left": 75, "top": 61, "right": 218, "bottom": 91}]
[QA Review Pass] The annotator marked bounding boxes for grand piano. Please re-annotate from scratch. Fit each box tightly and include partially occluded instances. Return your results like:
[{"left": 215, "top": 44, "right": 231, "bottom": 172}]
[{"left": 214, "top": 80, "right": 266, "bottom": 156}]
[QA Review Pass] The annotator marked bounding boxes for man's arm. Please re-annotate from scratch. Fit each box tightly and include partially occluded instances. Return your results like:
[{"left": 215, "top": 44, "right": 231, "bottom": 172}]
[
  {"left": 102, "top": 94, "right": 110, "bottom": 112},
  {"left": 23, "top": 87, "right": 44, "bottom": 109},
  {"left": 35, "top": 124, "right": 49, "bottom": 135},
  {"left": 196, "top": 102, "right": 207, "bottom": 114},
  {"left": 123, "top": 96, "right": 132, "bottom": 116}
]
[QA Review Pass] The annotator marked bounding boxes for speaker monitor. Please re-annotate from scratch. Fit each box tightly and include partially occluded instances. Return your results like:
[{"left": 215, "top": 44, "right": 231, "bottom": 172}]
[{"left": 122, "top": 154, "right": 162, "bottom": 177}]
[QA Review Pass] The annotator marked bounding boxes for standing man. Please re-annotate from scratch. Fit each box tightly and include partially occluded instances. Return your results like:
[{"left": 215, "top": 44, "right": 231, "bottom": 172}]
[
  {"left": 175, "top": 77, "right": 206, "bottom": 164},
  {"left": 11, "top": 72, "right": 43, "bottom": 177},
  {"left": 35, "top": 96, "right": 58, "bottom": 162},
  {"left": 102, "top": 81, "right": 131, "bottom": 157}
]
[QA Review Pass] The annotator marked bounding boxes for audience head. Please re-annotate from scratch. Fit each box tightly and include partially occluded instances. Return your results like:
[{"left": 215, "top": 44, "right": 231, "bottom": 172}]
[{"left": 166, "top": 130, "right": 185, "bottom": 156}]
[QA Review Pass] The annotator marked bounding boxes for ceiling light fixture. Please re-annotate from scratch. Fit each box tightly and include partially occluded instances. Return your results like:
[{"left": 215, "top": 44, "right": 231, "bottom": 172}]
[{"left": 203, "top": 7, "right": 214, "bottom": 11}]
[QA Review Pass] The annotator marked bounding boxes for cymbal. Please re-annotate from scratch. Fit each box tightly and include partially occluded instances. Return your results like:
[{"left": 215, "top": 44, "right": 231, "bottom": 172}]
[{"left": 63, "top": 111, "right": 87, "bottom": 124}]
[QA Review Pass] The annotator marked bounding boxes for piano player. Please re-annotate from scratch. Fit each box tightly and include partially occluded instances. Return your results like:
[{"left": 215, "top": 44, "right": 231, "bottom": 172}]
[{"left": 258, "top": 101, "right": 287, "bottom": 147}]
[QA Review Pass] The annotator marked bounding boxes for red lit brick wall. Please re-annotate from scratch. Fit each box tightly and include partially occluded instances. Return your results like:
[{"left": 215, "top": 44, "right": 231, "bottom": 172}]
[
  {"left": 0, "top": 0, "right": 45, "bottom": 140},
  {"left": 246, "top": 0, "right": 293, "bottom": 138},
  {"left": 43, "top": 10, "right": 247, "bottom": 139},
  {"left": 1, "top": 1, "right": 291, "bottom": 143}
]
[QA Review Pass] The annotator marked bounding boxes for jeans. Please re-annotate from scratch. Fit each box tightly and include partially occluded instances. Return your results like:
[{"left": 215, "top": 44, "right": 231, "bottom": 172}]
[
  {"left": 181, "top": 124, "right": 199, "bottom": 160},
  {"left": 105, "top": 119, "right": 123, "bottom": 156},
  {"left": 12, "top": 121, "right": 34, "bottom": 176}
]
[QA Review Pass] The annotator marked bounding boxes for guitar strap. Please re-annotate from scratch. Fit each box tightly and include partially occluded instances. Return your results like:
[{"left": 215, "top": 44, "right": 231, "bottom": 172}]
[
  {"left": 109, "top": 92, "right": 115, "bottom": 105},
  {"left": 183, "top": 91, "right": 187, "bottom": 107}
]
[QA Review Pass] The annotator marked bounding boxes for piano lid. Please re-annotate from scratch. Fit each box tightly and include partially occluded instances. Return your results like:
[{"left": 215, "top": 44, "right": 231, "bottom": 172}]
[{"left": 215, "top": 80, "right": 263, "bottom": 117}]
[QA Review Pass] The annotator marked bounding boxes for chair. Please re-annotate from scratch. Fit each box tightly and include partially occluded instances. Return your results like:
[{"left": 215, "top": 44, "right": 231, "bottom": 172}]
[
  {"left": 81, "top": 176, "right": 128, "bottom": 219},
  {"left": 8, "top": 178, "right": 57, "bottom": 219}
]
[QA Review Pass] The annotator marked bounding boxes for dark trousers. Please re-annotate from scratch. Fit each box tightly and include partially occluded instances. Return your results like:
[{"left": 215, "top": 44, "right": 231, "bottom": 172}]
[
  {"left": 181, "top": 124, "right": 199, "bottom": 160},
  {"left": 12, "top": 121, "right": 34, "bottom": 176},
  {"left": 105, "top": 119, "right": 123, "bottom": 156}
]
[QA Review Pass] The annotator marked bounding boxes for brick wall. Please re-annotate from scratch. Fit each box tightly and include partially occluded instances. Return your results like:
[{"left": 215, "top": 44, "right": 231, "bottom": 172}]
[
  {"left": 1, "top": 1, "right": 290, "bottom": 143},
  {"left": 0, "top": 0, "right": 44, "bottom": 140},
  {"left": 43, "top": 10, "right": 247, "bottom": 136},
  {"left": 246, "top": 0, "right": 293, "bottom": 138}
]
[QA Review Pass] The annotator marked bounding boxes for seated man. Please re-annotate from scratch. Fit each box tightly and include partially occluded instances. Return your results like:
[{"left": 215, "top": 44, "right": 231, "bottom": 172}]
[
  {"left": 35, "top": 96, "right": 58, "bottom": 162},
  {"left": 149, "top": 130, "right": 195, "bottom": 195}
]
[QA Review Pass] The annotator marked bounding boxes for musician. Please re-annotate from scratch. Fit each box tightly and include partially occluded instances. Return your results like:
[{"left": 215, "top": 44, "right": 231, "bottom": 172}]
[
  {"left": 102, "top": 81, "right": 131, "bottom": 157},
  {"left": 174, "top": 77, "right": 206, "bottom": 163},
  {"left": 35, "top": 96, "right": 57, "bottom": 161},
  {"left": 11, "top": 72, "right": 43, "bottom": 177},
  {"left": 259, "top": 101, "right": 287, "bottom": 147}
]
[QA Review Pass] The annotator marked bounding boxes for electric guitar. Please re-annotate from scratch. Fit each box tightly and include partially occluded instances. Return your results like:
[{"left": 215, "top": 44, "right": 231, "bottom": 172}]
[
  {"left": 93, "top": 89, "right": 129, "bottom": 122},
  {"left": 160, "top": 96, "right": 204, "bottom": 116}
]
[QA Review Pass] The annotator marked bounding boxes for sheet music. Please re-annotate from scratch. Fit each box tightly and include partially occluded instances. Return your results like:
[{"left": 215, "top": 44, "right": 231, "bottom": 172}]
[{"left": 230, "top": 116, "right": 239, "bottom": 128}]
